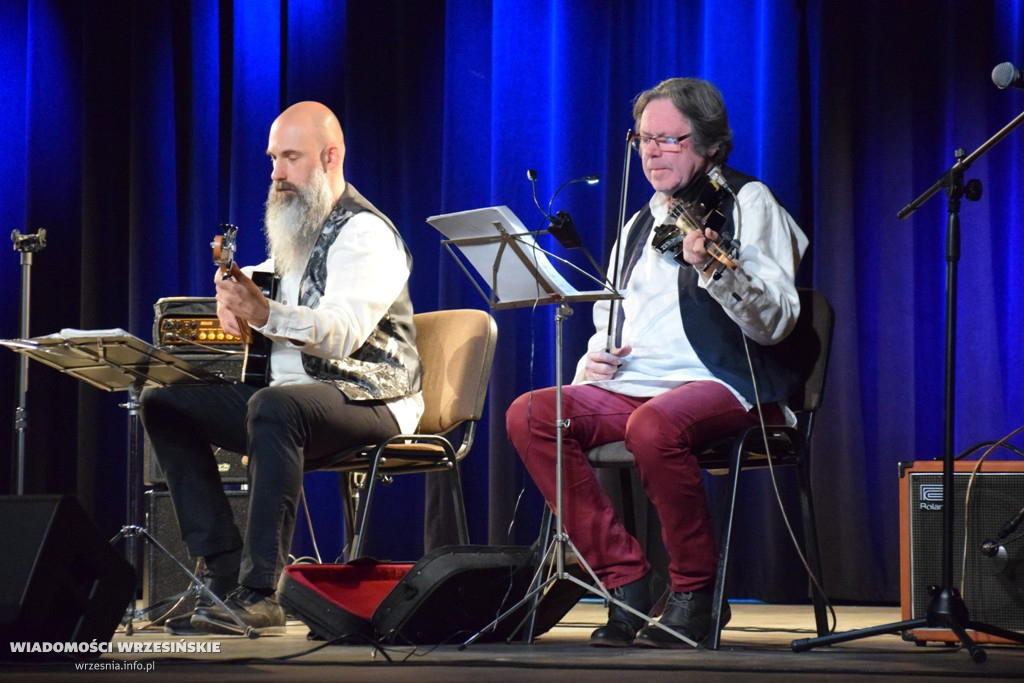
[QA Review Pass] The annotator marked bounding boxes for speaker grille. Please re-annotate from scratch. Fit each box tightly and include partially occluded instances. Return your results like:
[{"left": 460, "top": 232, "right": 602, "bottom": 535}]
[
  {"left": 143, "top": 490, "right": 249, "bottom": 608},
  {"left": 906, "top": 466, "right": 1024, "bottom": 630}
]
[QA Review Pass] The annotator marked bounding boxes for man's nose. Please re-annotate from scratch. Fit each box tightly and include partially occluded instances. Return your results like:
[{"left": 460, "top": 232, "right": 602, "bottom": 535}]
[{"left": 271, "top": 159, "right": 286, "bottom": 181}]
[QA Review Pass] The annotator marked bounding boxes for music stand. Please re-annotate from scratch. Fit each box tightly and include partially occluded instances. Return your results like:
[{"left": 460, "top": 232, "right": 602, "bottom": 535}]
[
  {"left": 0, "top": 329, "right": 259, "bottom": 638},
  {"left": 427, "top": 206, "right": 701, "bottom": 648}
]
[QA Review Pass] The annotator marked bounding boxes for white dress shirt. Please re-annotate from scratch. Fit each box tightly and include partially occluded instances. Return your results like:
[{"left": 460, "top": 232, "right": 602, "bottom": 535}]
[
  {"left": 575, "top": 181, "right": 808, "bottom": 411},
  {"left": 247, "top": 211, "right": 424, "bottom": 432}
]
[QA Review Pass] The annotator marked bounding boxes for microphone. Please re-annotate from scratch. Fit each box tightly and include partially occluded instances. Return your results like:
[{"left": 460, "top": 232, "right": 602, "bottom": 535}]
[
  {"left": 526, "top": 169, "right": 600, "bottom": 249},
  {"left": 979, "top": 506, "right": 1024, "bottom": 557},
  {"left": 992, "top": 62, "right": 1024, "bottom": 89}
]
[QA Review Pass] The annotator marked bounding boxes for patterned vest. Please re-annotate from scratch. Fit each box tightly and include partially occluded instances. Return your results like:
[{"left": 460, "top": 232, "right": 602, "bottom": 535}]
[{"left": 297, "top": 184, "right": 422, "bottom": 401}]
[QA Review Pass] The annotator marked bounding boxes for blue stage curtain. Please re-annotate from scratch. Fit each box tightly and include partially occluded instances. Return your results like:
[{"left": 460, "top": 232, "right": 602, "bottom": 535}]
[{"left": 2, "top": 0, "right": 1023, "bottom": 604}]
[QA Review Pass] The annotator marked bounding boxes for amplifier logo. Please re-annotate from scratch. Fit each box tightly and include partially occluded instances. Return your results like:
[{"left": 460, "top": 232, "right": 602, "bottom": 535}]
[{"left": 919, "top": 483, "right": 943, "bottom": 510}]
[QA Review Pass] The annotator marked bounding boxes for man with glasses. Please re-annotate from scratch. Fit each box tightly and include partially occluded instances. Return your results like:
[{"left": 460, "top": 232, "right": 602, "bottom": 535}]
[{"left": 506, "top": 78, "right": 808, "bottom": 648}]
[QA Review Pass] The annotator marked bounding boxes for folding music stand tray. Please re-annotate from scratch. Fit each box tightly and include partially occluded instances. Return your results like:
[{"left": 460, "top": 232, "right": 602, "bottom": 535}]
[
  {"left": 428, "top": 206, "right": 701, "bottom": 648},
  {"left": 0, "top": 330, "right": 258, "bottom": 637}
]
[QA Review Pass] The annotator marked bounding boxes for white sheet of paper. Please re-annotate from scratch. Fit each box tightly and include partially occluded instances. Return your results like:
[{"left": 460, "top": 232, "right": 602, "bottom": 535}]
[{"left": 427, "top": 206, "right": 579, "bottom": 304}]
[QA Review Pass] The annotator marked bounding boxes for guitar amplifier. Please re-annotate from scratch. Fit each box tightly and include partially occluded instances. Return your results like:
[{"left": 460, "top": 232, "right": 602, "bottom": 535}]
[
  {"left": 144, "top": 297, "right": 249, "bottom": 484},
  {"left": 899, "top": 459, "right": 1024, "bottom": 644},
  {"left": 152, "top": 296, "right": 248, "bottom": 350}
]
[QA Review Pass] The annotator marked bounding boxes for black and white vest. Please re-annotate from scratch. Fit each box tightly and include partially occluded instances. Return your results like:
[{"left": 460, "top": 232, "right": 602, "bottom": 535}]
[
  {"left": 296, "top": 184, "right": 422, "bottom": 402},
  {"left": 620, "top": 167, "right": 800, "bottom": 405}
]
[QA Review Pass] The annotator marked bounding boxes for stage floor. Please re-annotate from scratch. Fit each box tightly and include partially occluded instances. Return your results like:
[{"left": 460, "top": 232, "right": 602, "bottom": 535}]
[{"left": 5, "top": 601, "right": 1024, "bottom": 681}]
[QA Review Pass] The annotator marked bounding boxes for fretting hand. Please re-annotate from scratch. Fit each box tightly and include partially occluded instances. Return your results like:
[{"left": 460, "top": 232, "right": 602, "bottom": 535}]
[{"left": 214, "top": 262, "right": 270, "bottom": 336}]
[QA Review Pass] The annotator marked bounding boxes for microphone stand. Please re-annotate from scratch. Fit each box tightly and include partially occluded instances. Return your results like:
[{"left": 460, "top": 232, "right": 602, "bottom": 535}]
[
  {"left": 793, "top": 111, "right": 1024, "bottom": 662},
  {"left": 10, "top": 228, "right": 46, "bottom": 495}
]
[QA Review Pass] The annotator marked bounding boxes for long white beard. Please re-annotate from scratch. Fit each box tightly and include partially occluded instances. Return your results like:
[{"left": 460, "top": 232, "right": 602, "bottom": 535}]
[{"left": 263, "top": 167, "right": 335, "bottom": 278}]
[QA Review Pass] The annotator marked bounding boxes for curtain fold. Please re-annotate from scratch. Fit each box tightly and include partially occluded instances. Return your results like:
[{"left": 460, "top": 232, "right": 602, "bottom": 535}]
[{"left": 2, "top": 0, "right": 1023, "bottom": 604}]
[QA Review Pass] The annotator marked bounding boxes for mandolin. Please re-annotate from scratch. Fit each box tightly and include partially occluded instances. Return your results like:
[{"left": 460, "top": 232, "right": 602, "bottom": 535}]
[
  {"left": 211, "top": 224, "right": 279, "bottom": 385},
  {"left": 651, "top": 166, "right": 740, "bottom": 280}
]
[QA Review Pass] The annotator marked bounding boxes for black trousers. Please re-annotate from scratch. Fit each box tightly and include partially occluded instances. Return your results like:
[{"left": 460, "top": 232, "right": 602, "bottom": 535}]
[{"left": 140, "top": 381, "right": 400, "bottom": 590}]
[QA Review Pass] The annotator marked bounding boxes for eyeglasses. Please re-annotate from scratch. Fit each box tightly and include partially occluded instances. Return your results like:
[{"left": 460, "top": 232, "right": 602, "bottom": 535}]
[{"left": 629, "top": 132, "right": 692, "bottom": 152}]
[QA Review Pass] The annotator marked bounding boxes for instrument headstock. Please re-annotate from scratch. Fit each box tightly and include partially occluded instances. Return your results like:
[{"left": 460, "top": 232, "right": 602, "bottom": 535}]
[{"left": 211, "top": 223, "right": 240, "bottom": 270}]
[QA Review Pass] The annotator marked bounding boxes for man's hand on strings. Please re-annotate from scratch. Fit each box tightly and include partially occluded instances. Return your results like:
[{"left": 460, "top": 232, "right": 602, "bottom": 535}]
[
  {"left": 214, "top": 262, "right": 270, "bottom": 332},
  {"left": 584, "top": 345, "right": 632, "bottom": 381}
]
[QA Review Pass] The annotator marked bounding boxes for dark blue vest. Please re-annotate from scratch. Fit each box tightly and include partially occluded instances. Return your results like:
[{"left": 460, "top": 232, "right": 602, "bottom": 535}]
[{"left": 620, "top": 167, "right": 800, "bottom": 404}]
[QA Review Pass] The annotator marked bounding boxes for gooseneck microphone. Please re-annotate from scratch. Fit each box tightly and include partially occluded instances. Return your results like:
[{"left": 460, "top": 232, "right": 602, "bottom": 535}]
[
  {"left": 992, "top": 62, "right": 1024, "bottom": 90},
  {"left": 526, "top": 169, "right": 599, "bottom": 249}
]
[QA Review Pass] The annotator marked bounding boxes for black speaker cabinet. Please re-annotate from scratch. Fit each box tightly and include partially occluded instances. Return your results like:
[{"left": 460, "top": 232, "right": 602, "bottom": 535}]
[
  {"left": 143, "top": 435, "right": 248, "bottom": 486},
  {"left": 899, "top": 460, "right": 1024, "bottom": 644},
  {"left": 0, "top": 496, "right": 135, "bottom": 659},
  {"left": 143, "top": 489, "right": 249, "bottom": 608},
  {"left": 140, "top": 348, "right": 249, "bottom": 485}
]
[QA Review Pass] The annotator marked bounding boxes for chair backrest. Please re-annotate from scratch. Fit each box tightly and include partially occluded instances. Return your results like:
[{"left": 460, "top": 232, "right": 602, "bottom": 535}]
[
  {"left": 786, "top": 288, "right": 834, "bottom": 415},
  {"left": 413, "top": 308, "right": 498, "bottom": 436}
]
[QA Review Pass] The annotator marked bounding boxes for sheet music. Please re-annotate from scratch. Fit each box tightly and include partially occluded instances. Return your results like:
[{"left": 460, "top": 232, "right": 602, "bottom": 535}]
[
  {"left": 0, "top": 329, "right": 229, "bottom": 391},
  {"left": 427, "top": 206, "right": 581, "bottom": 304}
]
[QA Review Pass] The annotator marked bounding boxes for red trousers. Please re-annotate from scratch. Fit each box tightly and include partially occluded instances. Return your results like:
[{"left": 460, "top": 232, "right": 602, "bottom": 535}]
[{"left": 507, "top": 381, "right": 769, "bottom": 592}]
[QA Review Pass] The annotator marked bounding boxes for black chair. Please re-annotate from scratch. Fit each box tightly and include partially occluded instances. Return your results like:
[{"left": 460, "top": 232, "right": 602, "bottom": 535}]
[
  {"left": 582, "top": 287, "right": 834, "bottom": 649},
  {"left": 307, "top": 308, "right": 498, "bottom": 559}
]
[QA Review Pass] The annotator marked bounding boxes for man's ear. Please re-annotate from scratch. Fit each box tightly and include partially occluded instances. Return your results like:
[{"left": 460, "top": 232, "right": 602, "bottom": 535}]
[{"left": 321, "top": 145, "right": 340, "bottom": 171}]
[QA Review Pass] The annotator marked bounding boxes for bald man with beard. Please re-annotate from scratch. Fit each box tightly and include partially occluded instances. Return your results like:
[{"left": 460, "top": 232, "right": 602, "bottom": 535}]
[{"left": 141, "top": 102, "right": 423, "bottom": 635}]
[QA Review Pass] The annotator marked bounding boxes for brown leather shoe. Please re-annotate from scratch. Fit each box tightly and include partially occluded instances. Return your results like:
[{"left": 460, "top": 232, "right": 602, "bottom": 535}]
[{"left": 191, "top": 586, "right": 286, "bottom": 635}]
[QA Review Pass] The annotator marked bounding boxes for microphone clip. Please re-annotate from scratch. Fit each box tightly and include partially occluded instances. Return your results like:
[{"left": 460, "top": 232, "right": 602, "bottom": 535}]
[{"left": 548, "top": 210, "right": 582, "bottom": 248}]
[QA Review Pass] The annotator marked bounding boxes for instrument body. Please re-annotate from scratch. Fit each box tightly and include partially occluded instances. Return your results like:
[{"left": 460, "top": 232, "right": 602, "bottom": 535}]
[
  {"left": 651, "top": 169, "right": 740, "bottom": 279},
  {"left": 211, "top": 224, "right": 279, "bottom": 386}
]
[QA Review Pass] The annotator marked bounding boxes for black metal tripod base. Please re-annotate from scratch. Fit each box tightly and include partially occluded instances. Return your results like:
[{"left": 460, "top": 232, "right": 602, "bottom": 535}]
[
  {"left": 110, "top": 524, "right": 259, "bottom": 639},
  {"left": 792, "top": 587, "right": 1024, "bottom": 663}
]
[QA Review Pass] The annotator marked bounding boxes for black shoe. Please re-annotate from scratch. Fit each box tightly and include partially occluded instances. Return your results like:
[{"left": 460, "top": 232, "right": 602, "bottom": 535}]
[
  {"left": 164, "top": 573, "right": 238, "bottom": 636},
  {"left": 590, "top": 574, "right": 653, "bottom": 647},
  {"left": 191, "top": 586, "right": 286, "bottom": 635},
  {"left": 634, "top": 589, "right": 731, "bottom": 649}
]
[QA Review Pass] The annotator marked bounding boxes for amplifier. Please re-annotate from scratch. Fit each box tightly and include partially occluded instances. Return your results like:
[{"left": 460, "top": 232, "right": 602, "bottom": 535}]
[
  {"left": 142, "top": 349, "right": 248, "bottom": 484},
  {"left": 144, "top": 296, "right": 249, "bottom": 484},
  {"left": 143, "top": 489, "right": 249, "bottom": 609},
  {"left": 144, "top": 434, "right": 248, "bottom": 486},
  {"left": 153, "top": 296, "right": 246, "bottom": 349},
  {"left": 899, "top": 459, "right": 1024, "bottom": 644}
]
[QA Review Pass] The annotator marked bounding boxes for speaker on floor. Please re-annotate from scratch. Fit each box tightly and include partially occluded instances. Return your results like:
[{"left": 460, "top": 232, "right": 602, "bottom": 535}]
[
  {"left": 900, "top": 460, "right": 1024, "bottom": 643},
  {"left": 143, "top": 489, "right": 249, "bottom": 608},
  {"left": 0, "top": 496, "right": 135, "bottom": 660}
]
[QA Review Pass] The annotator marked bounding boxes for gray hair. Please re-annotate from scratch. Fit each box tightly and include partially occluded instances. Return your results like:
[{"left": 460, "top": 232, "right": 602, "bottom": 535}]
[{"left": 632, "top": 78, "right": 733, "bottom": 165}]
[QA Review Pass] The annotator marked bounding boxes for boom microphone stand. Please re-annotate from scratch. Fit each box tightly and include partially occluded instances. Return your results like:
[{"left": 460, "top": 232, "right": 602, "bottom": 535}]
[{"left": 793, "top": 111, "right": 1024, "bottom": 662}]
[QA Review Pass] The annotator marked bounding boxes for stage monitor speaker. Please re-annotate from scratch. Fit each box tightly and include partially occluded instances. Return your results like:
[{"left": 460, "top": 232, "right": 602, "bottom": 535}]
[
  {"left": 0, "top": 496, "right": 135, "bottom": 660},
  {"left": 899, "top": 459, "right": 1024, "bottom": 644},
  {"left": 143, "top": 489, "right": 249, "bottom": 609}
]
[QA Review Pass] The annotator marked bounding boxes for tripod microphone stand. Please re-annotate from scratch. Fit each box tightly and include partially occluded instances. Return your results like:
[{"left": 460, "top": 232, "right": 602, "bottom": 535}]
[{"left": 793, "top": 112, "right": 1024, "bottom": 663}]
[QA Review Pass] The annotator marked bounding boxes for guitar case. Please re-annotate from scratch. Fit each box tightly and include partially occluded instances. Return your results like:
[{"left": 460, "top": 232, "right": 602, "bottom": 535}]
[{"left": 280, "top": 544, "right": 590, "bottom": 645}]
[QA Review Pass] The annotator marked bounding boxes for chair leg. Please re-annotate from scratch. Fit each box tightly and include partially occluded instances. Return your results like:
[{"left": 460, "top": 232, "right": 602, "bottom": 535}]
[
  {"left": 796, "top": 453, "right": 829, "bottom": 637},
  {"left": 445, "top": 461, "right": 470, "bottom": 545},
  {"left": 349, "top": 449, "right": 386, "bottom": 559},
  {"left": 708, "top": 441, "right": 746, "bottom": 650}
]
